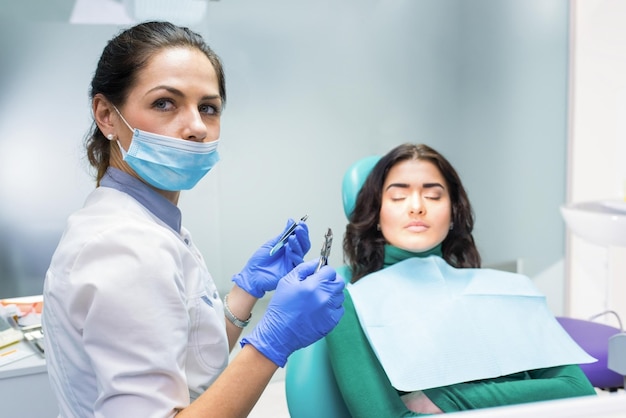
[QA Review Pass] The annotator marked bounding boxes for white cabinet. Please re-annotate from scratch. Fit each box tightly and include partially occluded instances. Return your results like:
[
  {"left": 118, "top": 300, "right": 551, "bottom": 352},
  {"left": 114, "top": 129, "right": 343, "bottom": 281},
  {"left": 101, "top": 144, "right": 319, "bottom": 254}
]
[{"left": 0, "top": 341, "right": 57, "bottom": 418}]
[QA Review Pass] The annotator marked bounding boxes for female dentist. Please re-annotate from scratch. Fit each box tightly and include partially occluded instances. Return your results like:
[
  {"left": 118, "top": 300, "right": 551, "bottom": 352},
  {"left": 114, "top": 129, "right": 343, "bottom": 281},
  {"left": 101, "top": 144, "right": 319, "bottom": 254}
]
[{"left": 42, "top": 21, "right": 345, "bottom": 418}]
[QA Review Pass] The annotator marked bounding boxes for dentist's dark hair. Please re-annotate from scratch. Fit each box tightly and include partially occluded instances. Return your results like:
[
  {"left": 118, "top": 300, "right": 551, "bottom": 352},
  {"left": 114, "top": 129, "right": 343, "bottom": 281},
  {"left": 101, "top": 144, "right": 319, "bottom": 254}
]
[
  {"left": 344, "top": 143, "right": 481, "bottom": 282},
  {"left": 85, "top": 21, "right": 226, "bottom": 184}
]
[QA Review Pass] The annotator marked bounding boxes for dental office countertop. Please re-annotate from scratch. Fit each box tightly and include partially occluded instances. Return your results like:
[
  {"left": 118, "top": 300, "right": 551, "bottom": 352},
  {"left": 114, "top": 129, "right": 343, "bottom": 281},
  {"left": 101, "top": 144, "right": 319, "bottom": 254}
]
[{"left": 0, "top": 340, "right": 46, "bottom": 379}]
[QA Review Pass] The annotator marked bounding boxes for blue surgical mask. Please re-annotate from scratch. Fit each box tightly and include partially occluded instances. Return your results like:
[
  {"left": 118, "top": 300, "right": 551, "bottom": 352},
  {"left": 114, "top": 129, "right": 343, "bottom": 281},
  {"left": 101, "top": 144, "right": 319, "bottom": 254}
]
[{"left": 111, "top": 107, "right": 220, "bottom": 191}]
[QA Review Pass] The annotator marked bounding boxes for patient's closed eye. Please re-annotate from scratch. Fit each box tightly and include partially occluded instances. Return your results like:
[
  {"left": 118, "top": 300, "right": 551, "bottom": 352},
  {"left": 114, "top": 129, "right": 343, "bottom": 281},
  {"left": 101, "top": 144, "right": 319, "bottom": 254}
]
[
  {"left": 422, "top": 183, "right": 445, "bottom": 200},
  {"left": 388, "top": 190, "right": 409, "bottom": 201},
  {"left": 424, "top": 193, "right": 442, "bottom": 200}
]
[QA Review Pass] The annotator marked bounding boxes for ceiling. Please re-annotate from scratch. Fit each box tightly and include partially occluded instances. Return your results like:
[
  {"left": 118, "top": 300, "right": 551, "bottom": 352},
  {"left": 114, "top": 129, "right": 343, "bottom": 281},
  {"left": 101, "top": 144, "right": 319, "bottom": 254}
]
[
  {"left": 0, "top": 0, "right": 216, "bottom": 25},
  {"left": 0, "top": 0, "right": 77, "bottom": 21}
]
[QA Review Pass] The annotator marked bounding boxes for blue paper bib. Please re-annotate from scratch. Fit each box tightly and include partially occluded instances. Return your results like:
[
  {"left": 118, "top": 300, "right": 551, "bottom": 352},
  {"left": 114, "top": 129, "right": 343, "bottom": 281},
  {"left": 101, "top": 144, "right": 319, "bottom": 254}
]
[{"left": 348, "top": 256, "right": 596, "bottom": 392}]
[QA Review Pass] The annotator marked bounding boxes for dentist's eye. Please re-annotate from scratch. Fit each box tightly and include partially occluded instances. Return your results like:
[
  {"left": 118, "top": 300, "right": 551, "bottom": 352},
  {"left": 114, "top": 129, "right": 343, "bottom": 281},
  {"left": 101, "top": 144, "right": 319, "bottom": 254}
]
[
  {"left": 199, "top": 103, "right": 220, "bottom": 116},
  {"left": 153, "top": 99, "right": 175, "bottom": 111}
]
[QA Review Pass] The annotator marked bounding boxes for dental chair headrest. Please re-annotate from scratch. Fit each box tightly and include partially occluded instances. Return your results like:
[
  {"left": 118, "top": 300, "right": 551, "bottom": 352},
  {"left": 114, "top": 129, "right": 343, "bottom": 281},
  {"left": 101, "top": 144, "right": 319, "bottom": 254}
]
[{"left": 341, "top": 155, "right": 381, "bottom": 219}]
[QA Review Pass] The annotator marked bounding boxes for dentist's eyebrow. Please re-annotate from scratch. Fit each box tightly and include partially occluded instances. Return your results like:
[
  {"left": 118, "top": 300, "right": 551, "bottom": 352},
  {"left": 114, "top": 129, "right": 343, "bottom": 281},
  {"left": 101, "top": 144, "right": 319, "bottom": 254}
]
[
  {"left": 146, "top": 85, "right": 184, "bottom": 97},
  {"left": 146, "top": 85, "right": 221, "bottom": 101}
]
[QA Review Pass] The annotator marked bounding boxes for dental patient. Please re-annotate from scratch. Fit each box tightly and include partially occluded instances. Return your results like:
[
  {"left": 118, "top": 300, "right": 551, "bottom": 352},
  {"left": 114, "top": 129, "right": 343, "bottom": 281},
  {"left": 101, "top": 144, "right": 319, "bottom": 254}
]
[{"left": 326, "top": 143, "right": 596, "bottom": 416}]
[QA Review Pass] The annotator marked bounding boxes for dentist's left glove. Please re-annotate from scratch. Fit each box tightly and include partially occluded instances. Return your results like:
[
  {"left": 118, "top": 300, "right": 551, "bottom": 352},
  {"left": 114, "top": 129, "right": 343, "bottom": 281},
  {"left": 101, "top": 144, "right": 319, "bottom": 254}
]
[
  {"left": 240, "top": 259, "right": 345, "bottom": 367},
  {"left": 232, "top": 219, "right": 311, "bottom": 298}
]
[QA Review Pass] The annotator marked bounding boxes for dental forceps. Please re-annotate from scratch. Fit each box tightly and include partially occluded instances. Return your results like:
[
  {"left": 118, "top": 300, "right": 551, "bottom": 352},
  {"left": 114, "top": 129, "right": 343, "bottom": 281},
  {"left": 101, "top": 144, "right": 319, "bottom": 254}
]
[
  {"left": 269, "top": 215, "right": 309, "bottom": 256},
  {"left": 315, "top": 228, "right": 333, "bottom": 273}
]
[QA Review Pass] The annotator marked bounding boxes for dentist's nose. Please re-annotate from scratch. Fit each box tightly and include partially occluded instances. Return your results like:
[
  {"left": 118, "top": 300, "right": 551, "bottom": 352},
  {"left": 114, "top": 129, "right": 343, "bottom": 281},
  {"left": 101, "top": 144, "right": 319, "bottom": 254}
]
[{"left": 182, "top": 108, "right": 207, "bottom": 142}]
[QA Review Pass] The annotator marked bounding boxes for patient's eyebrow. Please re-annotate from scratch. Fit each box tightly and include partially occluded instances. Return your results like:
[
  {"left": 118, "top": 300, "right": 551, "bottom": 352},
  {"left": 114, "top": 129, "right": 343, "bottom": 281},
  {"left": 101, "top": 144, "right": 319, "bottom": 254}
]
[
  {"left": 385, "top": 183, "right": 410, "bottom": 191},
  {"left": 422, "top": 182, "right": 445, "bottom": 190},
  {"left": 385, "top": 182, "right": 445, "bottom": 191}
]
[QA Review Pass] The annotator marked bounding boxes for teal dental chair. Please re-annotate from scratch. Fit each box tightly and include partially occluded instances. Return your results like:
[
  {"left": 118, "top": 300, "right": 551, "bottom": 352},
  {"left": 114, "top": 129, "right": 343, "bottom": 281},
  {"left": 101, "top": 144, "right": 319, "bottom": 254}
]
[{"left": 285, "top": 156, "right": 380, "bottom": 418}]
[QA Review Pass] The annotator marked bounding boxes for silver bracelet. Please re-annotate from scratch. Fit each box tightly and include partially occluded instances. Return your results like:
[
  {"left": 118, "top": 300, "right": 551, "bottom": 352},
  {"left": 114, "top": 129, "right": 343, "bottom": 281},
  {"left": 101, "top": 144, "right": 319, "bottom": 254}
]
[{"left": 223, "top": 294, "right": 251, "bottom": 328}]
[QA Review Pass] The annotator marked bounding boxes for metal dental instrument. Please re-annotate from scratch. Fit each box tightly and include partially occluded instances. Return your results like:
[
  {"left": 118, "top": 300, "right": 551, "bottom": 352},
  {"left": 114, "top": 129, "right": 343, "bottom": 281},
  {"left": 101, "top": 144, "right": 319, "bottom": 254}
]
[
  {"left": 315, "top": 228, "right": 333, "bottom": 273},
  {"left": 269, "top": 215, "right": 309, "bottom": 256}
]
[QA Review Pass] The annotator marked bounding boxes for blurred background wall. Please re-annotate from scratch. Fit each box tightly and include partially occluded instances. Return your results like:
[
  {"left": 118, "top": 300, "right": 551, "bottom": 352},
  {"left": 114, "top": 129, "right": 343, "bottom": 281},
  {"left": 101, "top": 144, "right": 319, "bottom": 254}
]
[
  {"left": 0, "top": 0, "right": 569, "bottom": 314},
  {"left": 566, "top": 0, "right": 626, "bottom": 324}
]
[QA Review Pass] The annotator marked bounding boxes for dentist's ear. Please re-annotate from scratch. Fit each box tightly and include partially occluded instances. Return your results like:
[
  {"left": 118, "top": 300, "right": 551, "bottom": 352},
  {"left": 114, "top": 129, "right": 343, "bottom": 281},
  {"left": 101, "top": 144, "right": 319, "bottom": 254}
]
[{"left": 92, "top": 94, "right": 116, "bottom": 137}]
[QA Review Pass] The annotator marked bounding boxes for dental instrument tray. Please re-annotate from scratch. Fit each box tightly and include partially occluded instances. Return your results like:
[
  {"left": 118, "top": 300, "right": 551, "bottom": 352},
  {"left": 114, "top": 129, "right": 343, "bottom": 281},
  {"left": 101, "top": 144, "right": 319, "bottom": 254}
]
[{"left": 21, "top": 324, "right": 45, "bottom": 357}]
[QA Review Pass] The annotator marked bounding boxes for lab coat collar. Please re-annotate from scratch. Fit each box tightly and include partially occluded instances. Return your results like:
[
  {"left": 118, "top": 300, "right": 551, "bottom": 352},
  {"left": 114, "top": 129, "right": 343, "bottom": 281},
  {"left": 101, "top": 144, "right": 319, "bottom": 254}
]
[{"left": 101, "top": 167, "right": 182, "bottom": 233}]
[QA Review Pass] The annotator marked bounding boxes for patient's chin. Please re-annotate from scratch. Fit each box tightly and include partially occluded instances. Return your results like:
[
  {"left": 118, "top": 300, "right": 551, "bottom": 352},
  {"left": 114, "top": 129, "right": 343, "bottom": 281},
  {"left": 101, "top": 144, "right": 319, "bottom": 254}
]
[{"left": 400, "top": 390, "right": 443, "bottom": 414}]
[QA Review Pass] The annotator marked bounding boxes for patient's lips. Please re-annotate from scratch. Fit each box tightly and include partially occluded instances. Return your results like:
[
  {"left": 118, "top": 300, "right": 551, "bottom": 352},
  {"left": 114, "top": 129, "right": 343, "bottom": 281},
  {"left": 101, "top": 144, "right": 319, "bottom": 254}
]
[{"left": 406, "top": 221, "right": 429, "bottom": 232}]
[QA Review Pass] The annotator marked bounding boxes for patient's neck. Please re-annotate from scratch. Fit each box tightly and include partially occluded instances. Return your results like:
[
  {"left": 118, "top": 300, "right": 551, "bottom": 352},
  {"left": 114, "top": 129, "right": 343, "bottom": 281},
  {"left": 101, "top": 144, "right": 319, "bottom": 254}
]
[{"left": 383, "top": 244, "right": 443, "bottom": 268}]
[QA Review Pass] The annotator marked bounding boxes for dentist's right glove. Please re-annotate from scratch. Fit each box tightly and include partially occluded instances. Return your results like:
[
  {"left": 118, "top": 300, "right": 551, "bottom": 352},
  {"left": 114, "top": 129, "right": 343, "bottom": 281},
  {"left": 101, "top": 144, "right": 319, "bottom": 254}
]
[{"left": 240, "top": 259, "right": 345, "bottom": 367}]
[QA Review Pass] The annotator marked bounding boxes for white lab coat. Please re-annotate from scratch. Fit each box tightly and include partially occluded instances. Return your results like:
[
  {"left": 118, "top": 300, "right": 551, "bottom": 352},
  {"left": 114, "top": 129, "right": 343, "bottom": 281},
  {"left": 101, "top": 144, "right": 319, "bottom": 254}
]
[{"left": 43, "top": 186, "right": 228, "bottom": 418}]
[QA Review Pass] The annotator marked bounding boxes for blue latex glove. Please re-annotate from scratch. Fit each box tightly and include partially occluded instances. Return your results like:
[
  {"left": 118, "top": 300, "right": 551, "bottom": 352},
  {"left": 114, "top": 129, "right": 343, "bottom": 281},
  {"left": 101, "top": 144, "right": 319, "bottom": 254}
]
[
  {"left": 232, "top": 219, "right": 311, "bottom": 298},
  {"left": 241, "top": 259, "right": 345, "bottom": 367}
]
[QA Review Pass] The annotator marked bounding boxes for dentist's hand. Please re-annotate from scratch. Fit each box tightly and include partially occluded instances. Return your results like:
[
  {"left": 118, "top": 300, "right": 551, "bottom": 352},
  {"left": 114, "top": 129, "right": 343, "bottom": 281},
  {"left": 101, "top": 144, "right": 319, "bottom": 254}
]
[
  {"left": 232, "top": 219, "right": 311, "bottom": 298},
  {"left": 240, "top": 259, "right": 345, "bottom": 367}
]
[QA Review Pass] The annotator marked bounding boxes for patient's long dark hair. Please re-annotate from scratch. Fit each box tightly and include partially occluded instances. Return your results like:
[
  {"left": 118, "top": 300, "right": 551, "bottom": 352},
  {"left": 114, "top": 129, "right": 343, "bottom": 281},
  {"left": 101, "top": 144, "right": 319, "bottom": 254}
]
[{"left": 344, "top": 143, "right": 481, "bottom": 282}]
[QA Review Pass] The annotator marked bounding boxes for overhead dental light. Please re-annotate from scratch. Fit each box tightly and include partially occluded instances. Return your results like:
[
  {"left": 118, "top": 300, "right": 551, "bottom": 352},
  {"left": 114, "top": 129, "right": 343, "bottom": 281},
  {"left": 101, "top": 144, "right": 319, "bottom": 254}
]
[
  {"left": 123, "top": 0, "right": 209, "bottom": 25},
  {"left": 70, "top": 0, "right": 215, "bottom": 26}
]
